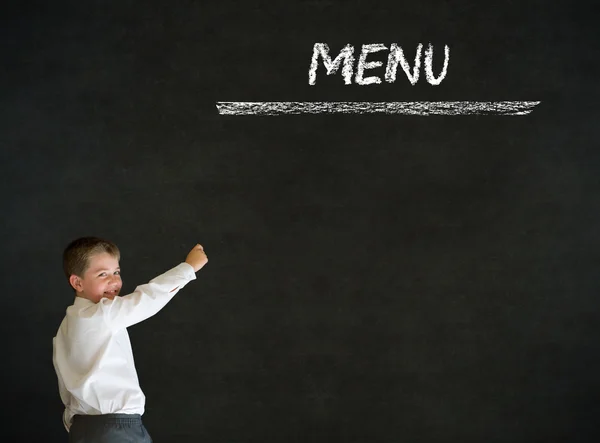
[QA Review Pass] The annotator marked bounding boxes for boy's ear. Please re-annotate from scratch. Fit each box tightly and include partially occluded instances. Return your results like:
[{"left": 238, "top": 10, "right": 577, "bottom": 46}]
[{"left": 69, "top": 275, "right": 83, "bottom": 292}]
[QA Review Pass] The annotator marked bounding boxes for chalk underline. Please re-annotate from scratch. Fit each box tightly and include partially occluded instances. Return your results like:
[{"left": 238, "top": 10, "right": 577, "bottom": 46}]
[{"left": 216, "top": 101, "right": 541, "bottom": 116}]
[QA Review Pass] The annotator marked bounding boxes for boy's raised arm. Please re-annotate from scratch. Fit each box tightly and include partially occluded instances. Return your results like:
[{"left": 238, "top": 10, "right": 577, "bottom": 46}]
[{"left": 99, "top": 244, "right": 208, "bottom": 330}]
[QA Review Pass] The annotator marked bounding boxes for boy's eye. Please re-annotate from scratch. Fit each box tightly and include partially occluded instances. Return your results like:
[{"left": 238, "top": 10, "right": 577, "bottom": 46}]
[{"left": 115, "top": 271, "right": 120, "bottom": 275}]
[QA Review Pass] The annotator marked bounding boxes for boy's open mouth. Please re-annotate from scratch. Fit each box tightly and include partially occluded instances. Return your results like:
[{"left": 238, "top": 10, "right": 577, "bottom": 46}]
[{"left": 104, "top": 290, "right": 118, "bottom": 295}]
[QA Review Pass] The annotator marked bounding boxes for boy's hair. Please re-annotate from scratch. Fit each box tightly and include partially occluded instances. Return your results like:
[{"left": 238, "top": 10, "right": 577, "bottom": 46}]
[{"left": 63, "top": 237, "right": 120, "bottom": 287}]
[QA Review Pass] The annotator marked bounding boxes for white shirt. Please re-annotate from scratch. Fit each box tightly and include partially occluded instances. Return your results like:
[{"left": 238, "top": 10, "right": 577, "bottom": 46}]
[{"left": 52, "top": 262, "right": 196, "bottom": 432}]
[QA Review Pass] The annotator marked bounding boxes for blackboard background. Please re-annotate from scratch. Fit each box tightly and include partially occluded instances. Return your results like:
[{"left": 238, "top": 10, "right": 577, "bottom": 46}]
[{"left": 2, "top": 0, "right": 600, "bottom": 441}]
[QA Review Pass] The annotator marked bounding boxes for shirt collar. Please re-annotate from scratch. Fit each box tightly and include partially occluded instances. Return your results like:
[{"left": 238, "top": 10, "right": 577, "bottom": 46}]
[{"left": 73, "top": 295, "right": 94, "bottom": 306}]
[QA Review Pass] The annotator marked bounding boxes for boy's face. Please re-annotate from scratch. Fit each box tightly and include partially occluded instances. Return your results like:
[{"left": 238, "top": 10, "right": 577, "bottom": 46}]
[{"left": 70, "top": 252, "right": 122, "bottom": 303}]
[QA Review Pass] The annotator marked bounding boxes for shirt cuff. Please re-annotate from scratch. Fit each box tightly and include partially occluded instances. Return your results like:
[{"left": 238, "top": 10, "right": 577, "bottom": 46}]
[{"left": 178, "top": 262, "right": 197, "bottom": 280}]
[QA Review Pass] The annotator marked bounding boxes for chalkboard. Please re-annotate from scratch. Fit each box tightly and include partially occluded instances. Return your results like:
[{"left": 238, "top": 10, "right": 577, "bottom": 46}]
[{"left": 2, "top": 0, "right": 600, "bottom": 442}]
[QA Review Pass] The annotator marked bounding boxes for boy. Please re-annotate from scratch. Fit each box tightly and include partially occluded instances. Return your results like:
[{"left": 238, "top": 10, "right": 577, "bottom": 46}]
[{"left": 52, "top": 237, "right": 208, "bottom": 442}]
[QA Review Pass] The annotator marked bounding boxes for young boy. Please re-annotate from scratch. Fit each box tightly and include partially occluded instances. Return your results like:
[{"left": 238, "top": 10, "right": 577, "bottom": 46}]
[{"left": 52, "top": 237, "right": 208, "bottom": 442}]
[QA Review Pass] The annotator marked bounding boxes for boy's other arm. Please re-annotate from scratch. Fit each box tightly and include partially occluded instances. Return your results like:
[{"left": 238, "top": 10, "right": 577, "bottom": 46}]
[
  {"left": 100, "top": 245, "right": 208, "bottom": 329},
  {"left": 52, "top": 338, "right": 70, "bottom": 406}
]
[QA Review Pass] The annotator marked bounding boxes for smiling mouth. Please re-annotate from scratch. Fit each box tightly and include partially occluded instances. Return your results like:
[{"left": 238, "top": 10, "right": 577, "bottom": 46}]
[{"left": 104, "top": 290, "right": 118, "bottom": 295}]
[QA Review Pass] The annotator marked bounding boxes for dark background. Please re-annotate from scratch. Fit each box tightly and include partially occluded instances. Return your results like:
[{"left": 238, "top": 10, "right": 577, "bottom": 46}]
[{"left": 2, "top": 0, "right": 600, "bottom": 441}]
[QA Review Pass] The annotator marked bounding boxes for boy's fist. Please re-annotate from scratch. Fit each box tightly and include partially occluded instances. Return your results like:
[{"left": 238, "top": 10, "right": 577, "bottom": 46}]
[{"left": 185, "top": 244, "right": 208, "bottom": 272}]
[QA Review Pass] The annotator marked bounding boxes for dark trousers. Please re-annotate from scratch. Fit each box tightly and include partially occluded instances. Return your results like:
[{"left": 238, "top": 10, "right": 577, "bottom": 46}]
[{"left": 69, "top": 413, "right": 153, "bottom": 443}]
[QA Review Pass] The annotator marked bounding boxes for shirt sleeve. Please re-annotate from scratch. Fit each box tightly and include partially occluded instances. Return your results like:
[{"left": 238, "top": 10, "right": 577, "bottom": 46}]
[
  {"left": 52, "top": 337, "right": 70, "bottom": 405},
  {"left": 52, "top": 337, "right": 72, "bottom": 431},
  {"left": 99, "top": 262, "right": 196, "bottom": 330}
]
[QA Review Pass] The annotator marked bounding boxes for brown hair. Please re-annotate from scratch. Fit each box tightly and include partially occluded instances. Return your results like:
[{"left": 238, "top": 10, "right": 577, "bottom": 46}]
[{"left": 63, "top": 237, "right": 120, "bottom": 287}]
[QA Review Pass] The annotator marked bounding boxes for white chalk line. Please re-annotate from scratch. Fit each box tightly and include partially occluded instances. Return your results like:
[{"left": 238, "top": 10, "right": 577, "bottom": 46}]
[{"left": 216, "top": 101, "right": 541, "bottom": 116}]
